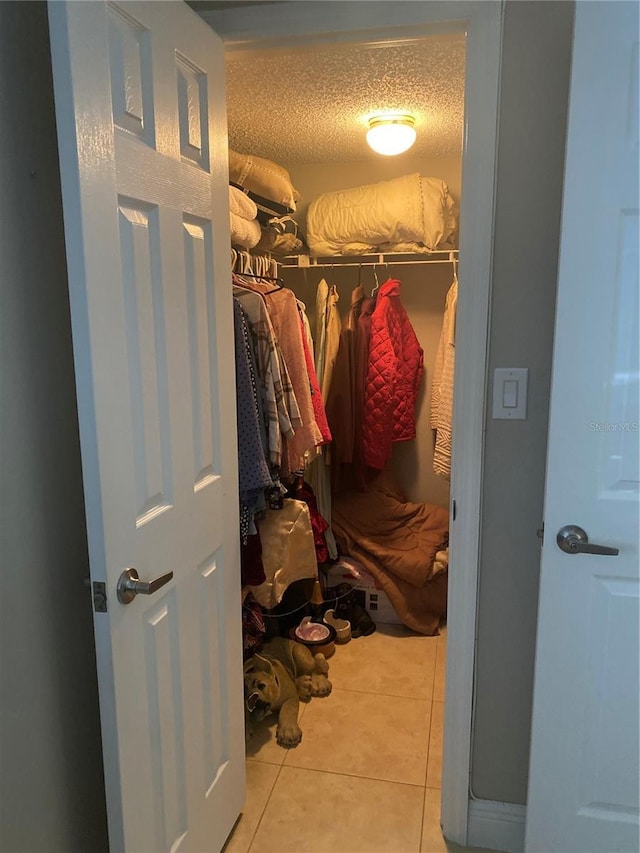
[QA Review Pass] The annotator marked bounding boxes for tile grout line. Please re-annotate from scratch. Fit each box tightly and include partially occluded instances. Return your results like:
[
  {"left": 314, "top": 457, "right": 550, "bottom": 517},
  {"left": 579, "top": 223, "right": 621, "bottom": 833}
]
[
  {"left": 244, "top": 760, "right": 285, "bottom": 853},
  {"left": 267, "top": 762, "right": 428, "bottom": 790},
  {"left": 314, "top": 683, "right": 436, "bottom": 702},
  {"left": 244, "top": 701, "right": 307, "bottom": 852},
  {"left": 419, "top": 700, "right": 435, "bottom": 852},
  {"left": 264, "top": 764, "right": 424, "bottom": 790},
  {"left": 420, "top": 630, "right": 444, "bottom": 851}
]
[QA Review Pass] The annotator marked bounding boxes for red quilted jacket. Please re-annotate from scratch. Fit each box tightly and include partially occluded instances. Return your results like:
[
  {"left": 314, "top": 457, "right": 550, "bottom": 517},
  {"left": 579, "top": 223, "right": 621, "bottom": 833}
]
[{"left": 362, "top": 279, "right": 424, "bottom": 470}]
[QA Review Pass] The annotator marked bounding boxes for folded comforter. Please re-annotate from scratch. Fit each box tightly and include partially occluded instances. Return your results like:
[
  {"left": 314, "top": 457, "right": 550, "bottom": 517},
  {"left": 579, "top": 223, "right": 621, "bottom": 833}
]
[
  {"left": 307, "top": 173, "right": 457, "bottom": 256},
  {"left": 229, "top": 184, "right": 258, "bottom": 221},
  {"left": 332, "top": 468, "right": 449, "bottom": 635},
  {"left": 230, "top": 211, "right": 261, "bottom": 249}
]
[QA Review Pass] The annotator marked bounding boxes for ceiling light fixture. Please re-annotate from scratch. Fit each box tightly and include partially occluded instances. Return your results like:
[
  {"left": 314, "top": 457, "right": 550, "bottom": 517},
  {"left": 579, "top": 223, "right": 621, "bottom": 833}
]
[{"left": 366, "top": 113, "right": 417, "bottom": 156}]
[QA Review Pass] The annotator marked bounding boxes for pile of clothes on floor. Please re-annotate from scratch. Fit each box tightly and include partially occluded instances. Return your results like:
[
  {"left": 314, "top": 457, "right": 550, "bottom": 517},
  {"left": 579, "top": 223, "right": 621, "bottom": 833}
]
[{"left": 331, "top": 469, "right": 449, "bottom": 636}]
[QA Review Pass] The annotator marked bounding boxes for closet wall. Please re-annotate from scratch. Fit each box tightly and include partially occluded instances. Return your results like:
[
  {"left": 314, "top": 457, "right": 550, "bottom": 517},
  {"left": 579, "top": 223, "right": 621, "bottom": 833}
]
[
  {"left": 282, "top": 154, "right": 461, "bottom": 509},
  {"left": 0, "top": 3, "right": 109, "bottom": 850}
]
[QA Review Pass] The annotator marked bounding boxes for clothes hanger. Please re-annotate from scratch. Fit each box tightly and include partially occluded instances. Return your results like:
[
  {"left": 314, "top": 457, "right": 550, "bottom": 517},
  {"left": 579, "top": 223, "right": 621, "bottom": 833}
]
[
  {"left": 236, "top": 260, "right": 284, "bottom": 288},
  {"left": 371, "top": 263, "right": 381, "bottom": 297},
  {"left": 235, "top": 271, "right": 284, "bottom": 285},
  {"left": 234, "top": 251, "right": 284, "bottom": 289},
  {"left": 449, "top": 250, "right": 458, "bottom": 281}
]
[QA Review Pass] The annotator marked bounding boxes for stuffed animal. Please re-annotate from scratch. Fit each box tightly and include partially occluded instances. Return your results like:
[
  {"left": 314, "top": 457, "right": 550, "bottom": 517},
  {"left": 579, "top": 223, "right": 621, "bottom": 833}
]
[{"left": 243, "top": 637, "right": 332, "bottom": 748}]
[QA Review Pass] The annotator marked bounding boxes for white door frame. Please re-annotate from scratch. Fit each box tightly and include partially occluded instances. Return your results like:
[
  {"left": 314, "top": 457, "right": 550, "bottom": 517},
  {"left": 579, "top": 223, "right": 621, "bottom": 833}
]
[{"left": 200, "top": 2, "right": 504, "bottom": 844}]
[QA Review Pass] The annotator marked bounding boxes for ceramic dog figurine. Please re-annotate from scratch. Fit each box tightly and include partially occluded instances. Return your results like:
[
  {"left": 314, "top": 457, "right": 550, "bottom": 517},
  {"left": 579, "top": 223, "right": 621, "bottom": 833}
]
[{"left": 243, "top": 637, "right": 332, "bottom": 748}]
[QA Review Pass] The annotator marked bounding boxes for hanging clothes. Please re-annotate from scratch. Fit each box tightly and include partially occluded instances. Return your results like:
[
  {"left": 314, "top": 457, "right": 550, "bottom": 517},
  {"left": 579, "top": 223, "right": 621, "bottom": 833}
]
[
  {"left": 352, "top": 294, "right": 377, "bottom": 488},
  {"left": 325, "top": 284, "right": 364, "bottom": 491},
  {"left": 287, "top": 478, "right": 330, "bottom": 565},
  {"left": 233, "top": 300, "right": 273, "bottom": 540},
  {"left": 314, "top": 279, "right": 341, "bottom": 401},
  {"left": 362, "top": 279, "right": 424, "bottom": 471},
  {"left": 241, "top": 281, "right": 324, "bottom": 473},
  {"left": 296, "top": 296, "right": 327, "bottom": 457},
  {"left": 297, "top": 305, "right": 332, "bottom": 448},
  {"left": 298, "top": 298, "right": 315, "bottom": 358},
  {"left": 305, "top": 279, "right": 342, "bottom": 559},
  {"left": 241, "top": 530, "right": 266, "bottom": 587},
  {"left": 314, "top": 279, "right": 329, "bottom": 389},
  {"left": 233, "top": 283, "right": 301, "bottom": 469},
  {"left": 431, "top": 276, "right": 458, "bottom": 479},
  {"left": 323, "top": 286, "right": 341, "bottom": 400}
]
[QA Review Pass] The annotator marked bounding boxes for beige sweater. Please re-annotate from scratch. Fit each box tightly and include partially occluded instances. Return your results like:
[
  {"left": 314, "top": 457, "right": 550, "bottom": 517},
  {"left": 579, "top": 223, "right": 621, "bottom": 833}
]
[{"left": 430, "top": 277, "right": 458, "bottom": 479}]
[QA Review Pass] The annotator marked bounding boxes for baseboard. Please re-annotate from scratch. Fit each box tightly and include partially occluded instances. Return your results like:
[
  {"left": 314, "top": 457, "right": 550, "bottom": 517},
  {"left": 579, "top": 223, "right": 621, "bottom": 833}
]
[{"left": 467, "top": 799, "right": 526, "bottom": 852}]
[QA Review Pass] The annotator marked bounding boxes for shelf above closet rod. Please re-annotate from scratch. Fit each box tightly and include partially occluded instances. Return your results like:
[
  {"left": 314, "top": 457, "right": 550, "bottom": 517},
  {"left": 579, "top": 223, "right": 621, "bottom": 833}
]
[{"left": 281, "top": 250, "right": 459, "bottom": 269}]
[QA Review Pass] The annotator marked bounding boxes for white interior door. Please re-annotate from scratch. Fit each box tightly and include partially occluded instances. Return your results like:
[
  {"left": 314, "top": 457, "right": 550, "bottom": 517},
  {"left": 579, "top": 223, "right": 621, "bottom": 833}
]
[
  {"left": 526, "top": 2, "right": 639, "bottom": 851},
  {"left": 48, "top": 2, "right": 244, "bottom": 850}
]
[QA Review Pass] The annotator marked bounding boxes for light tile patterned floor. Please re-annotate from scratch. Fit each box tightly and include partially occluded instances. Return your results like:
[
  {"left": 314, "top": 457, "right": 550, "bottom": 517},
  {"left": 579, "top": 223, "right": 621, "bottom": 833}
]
[{"left": 225, "top": 624, "right": 494, "bottom": 853}]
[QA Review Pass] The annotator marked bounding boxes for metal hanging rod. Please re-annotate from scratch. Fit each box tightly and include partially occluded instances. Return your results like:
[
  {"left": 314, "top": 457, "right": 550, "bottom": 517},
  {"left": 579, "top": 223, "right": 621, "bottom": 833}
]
[{"left": 281, "top": 250, "right": 459, "bottom": 269}]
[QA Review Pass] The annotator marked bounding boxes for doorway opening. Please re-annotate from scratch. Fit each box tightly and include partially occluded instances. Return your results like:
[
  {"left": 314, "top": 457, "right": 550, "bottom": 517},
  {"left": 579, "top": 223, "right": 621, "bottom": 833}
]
[{"left": 210, "top": 4, "right": 503, "bottom": 844}]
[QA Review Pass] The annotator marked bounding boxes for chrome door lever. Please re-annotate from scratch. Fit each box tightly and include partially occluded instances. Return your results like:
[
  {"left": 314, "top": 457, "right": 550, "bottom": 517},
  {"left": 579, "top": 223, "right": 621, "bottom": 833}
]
[
  {"left": 117, "top": 567, "right": 174, "bottom": 604},
  {"left": 556, "top": 525, "right": 619, "bottom": 556}
]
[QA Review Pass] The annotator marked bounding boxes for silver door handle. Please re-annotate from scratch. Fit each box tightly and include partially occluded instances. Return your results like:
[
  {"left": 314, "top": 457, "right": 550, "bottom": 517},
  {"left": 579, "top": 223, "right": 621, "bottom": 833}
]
[
  {"left": 556, "top": 525, "right": 619, "bottom": 556},
  {"left": 117, "top": 567, "right": 174, "bottom": 604}
]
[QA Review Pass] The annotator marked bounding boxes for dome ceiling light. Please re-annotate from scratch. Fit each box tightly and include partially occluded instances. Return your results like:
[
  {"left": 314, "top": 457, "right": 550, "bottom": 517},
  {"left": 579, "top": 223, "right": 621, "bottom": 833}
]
[{"left": 366, "top": 113, "right": 417, "bottom": 156}]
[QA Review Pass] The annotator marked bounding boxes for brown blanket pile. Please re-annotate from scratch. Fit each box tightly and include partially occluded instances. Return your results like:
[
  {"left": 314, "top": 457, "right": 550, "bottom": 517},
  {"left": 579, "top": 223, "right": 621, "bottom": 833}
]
[{"left": 332, "top": 469, "right": 449, "bottom": 635}]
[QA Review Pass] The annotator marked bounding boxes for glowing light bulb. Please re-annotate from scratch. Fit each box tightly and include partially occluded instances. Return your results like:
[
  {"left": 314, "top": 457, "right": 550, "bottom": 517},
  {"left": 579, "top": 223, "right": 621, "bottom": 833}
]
[{"left": 366, "top": 114, "right": 417, "bottom": 156}]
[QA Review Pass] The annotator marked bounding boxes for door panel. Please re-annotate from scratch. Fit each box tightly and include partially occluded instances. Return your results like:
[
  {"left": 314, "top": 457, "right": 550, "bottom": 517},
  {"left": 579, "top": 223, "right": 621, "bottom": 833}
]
[
  {"left": 526, "top": 3, "right": 639, "bottom": 851},
  {"left": 48, "top": 2, "right": 244, "bottom": 850}
]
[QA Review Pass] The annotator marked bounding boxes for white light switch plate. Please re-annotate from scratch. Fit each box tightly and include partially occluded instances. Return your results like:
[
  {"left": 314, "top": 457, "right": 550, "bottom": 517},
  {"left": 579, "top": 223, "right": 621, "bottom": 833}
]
[{"left": 492, "top": 368, "right": 528, "bottom": 419}]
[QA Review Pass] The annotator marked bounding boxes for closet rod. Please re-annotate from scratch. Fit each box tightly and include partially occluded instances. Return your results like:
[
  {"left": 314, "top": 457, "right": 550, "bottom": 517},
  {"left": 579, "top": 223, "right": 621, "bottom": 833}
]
[
  {"left": 283, "top": 258, "right": 458, "bottom": 269},
  {"left": 282, "top": 249, "right": 459, "bottom": 269}
]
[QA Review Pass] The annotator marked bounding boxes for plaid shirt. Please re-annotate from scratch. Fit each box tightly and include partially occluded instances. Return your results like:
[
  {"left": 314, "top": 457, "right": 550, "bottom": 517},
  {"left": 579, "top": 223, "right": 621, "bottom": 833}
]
[{"left": 233, "top": 283, "right": 301, "bottom": 467}]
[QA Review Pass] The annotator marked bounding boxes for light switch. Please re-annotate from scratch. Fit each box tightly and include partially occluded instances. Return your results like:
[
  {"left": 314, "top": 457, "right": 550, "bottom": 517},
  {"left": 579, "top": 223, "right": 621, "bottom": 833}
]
[
  {"left": 493, "top": 368, "right": 528, "bottom": 419},
  {"left": 503, "top": 379, "right": 518, "bottom": 408}
]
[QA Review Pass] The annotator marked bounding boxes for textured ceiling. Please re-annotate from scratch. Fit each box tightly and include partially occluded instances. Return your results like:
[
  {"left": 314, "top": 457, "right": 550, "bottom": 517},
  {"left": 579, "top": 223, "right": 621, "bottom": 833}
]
[{"left": 224, "top": 35, "right": 466, "bottom": 164}]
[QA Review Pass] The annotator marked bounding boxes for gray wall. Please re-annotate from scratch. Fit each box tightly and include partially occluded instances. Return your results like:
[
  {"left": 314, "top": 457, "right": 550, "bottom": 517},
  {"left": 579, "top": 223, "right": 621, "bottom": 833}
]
[
  {"left": 471, "top": 0, "right": 575, "bottom": 803},
  {"left": 0, "top": 3, "right": 108, "bottom": 851}
]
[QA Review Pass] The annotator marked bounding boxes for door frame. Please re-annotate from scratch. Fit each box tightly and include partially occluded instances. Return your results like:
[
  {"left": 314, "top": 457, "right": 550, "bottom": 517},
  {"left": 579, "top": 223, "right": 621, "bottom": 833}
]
[{"left": 200, "top": 1, "right": 504, "bottom": 844}]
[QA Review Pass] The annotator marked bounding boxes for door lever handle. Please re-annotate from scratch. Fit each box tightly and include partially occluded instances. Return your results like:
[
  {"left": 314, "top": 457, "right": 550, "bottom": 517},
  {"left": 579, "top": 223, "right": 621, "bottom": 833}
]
[
  {"left": 117, "top": 567, "right": 174, "bottom": 604},
  {"left": 556, "top": 525, "right": 619, "bottom": 556}
]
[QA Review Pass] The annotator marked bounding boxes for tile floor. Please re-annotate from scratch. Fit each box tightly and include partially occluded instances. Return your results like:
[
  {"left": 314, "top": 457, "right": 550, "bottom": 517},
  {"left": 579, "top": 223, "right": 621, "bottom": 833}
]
[{"left": 224, "top": 623, "right": 496, "bottom": 853}]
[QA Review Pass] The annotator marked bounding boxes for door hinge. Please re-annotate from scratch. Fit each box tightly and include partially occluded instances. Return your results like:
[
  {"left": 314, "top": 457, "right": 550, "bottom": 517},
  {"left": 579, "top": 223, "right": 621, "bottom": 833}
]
[
  {"left": 537, "top": 522, "right": 544, "bottom": 544},
  {"left": 452, "top": 499, "right": 457, "bottom": 521}
]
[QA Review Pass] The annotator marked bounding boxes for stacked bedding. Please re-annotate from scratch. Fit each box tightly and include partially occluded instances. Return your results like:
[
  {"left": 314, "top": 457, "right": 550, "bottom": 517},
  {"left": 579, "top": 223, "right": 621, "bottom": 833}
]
[
  {"left": 228, "top": 149, "right": 308, "bottom": 255},
  {"left": 306, "top": 172, "right": 457, "bottom": 256},
  {"left": 229, "top": 185, "right": 261, "bottom": 249},
  {"left": 229, "top": 149, "right": 300, "bottom": 220}
]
